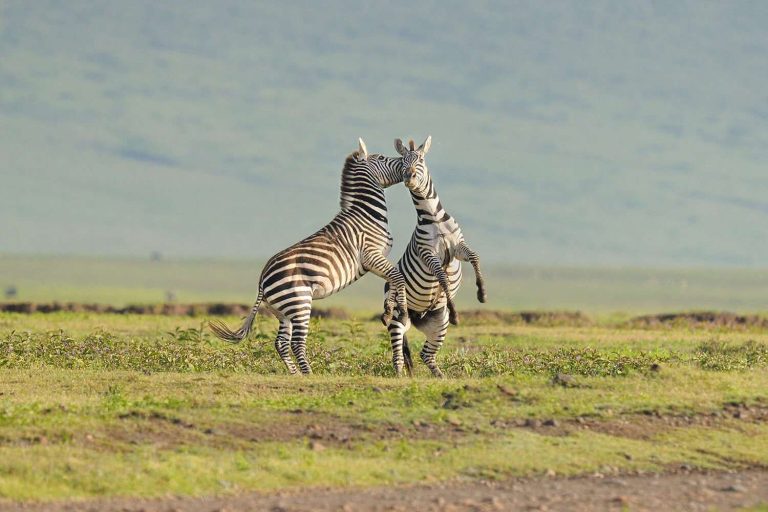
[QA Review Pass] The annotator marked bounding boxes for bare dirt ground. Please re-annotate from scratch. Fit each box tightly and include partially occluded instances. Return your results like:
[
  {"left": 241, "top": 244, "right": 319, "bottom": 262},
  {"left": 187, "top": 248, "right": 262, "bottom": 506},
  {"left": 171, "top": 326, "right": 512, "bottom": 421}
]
[{"left": 3, "top": 470, "right": 767, "bottom": 512}]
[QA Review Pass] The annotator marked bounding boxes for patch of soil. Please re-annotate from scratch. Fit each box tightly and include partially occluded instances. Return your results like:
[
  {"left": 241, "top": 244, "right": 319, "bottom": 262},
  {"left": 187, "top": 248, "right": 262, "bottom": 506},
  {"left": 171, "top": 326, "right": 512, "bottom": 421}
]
[
  {"left": 1, "top": 411, "right": 462, "bottom": 452},
  {"left": 495, "top": 401, "right": 768, "bottom": 441},
  {"left": 628, "top": 311, "right": 768, "bottom": 329},
  {"left": 4, "top": 470, "right": 768, "bottom": 511}
]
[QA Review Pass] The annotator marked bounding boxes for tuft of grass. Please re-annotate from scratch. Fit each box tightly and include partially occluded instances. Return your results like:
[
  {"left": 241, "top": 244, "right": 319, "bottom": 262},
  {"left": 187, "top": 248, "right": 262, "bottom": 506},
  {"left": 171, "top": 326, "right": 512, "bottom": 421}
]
[{"left": 694, "top": 340, "right": 768, "bottom": 371}]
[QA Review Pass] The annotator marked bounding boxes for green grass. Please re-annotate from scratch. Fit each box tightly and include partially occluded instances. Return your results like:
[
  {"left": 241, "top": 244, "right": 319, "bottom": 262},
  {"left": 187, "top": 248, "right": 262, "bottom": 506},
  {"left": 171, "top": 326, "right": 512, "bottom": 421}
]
[
  {"left": 1, "top": 312, "right": 767, "bottom": 501},
  {"left": 3, "top": 426, "right": 767, "bottom": 500}
]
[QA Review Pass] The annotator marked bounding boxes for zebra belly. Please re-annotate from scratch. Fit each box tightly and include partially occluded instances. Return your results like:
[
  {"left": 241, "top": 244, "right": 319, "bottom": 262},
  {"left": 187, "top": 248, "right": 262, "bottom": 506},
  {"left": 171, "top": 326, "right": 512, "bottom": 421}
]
[
  {"left": 404, "top": 259, "right": 462, "bottom": 313},
  {"left": 311, "top": 260, "right": 365, "bottom": 299}
]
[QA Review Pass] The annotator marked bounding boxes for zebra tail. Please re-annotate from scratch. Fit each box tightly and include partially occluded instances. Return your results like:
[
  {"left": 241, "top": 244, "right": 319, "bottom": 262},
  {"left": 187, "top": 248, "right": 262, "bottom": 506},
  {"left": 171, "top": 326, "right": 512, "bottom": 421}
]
[
  {"left": 209, "top": 289, "right": 263, "bottom": 343},
  {"left": 402, "top": 333, "right": 414, "bottom": 376}
]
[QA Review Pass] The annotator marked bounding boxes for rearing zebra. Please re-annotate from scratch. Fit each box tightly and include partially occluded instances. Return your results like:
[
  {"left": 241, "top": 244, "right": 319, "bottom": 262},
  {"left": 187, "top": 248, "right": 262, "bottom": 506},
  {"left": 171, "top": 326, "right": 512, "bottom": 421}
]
[
  {"left": 385, "top": 136, "right": 487, "bottom": 377},
  {"left": 210, "top": 139, "right": 409, "bottom": 374}
]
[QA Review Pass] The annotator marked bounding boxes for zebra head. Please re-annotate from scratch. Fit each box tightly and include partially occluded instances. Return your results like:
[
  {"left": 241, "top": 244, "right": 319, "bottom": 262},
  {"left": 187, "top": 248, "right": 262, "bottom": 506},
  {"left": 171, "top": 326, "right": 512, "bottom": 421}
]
[
  {"left": 354, "top": 137, "right": 407, "bottom": 188},
  {"left": 340, "top": 138, "right": 405, "bottom": 211},
  {"left": 394, "top": 136, "right": 432, "bottom": 193}
]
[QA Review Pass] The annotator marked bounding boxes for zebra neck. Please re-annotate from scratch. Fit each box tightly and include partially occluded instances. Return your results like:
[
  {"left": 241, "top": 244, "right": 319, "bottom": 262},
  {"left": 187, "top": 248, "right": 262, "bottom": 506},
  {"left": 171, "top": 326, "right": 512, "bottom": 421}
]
[
  {"left": 340, "top": 178, "right": 388, "bottom": 224},
  {"left": 338, "top": 156, "right": 388, "bottom": 224},
  {"left": 411, "top": 179, "right": 451, "bottom": 225}
]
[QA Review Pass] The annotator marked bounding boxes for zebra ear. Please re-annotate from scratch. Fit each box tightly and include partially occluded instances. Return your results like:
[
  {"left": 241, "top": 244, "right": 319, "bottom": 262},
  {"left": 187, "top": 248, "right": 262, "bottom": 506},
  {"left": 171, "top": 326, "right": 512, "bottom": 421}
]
[
  {"left": 418, "top": 135, "right": 432, "bottom": 156},
  {"left": 357, "top": 138, "right": 369, "bottom": 159},
  {"left": 394, "top": 138, "right": 407, "bottom": 156}
]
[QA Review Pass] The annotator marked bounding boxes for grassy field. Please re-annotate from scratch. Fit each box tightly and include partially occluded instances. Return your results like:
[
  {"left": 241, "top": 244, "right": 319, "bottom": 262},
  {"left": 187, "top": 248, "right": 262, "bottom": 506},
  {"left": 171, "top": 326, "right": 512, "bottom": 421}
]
[
  {"left": 4, "top": 255, "right": 768, "bottom": 312},
  {"left": 1, "top": 311, "right": 767, "bottom": 502}
]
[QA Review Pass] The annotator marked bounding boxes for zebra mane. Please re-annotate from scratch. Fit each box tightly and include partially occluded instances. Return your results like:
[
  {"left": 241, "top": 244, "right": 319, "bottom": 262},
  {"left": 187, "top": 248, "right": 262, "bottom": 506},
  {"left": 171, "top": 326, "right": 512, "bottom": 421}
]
[
  {"left": 341, "top": 152, "right": 369, "bottom": 176},
  {"left": 339, "top": 153, "right": 382, "bottom": 211}
]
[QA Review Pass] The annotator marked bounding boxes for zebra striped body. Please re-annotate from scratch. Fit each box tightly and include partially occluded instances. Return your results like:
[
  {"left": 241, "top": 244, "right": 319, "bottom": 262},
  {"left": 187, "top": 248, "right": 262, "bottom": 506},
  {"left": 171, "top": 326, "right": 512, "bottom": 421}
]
[
  {"left": 386, "top": 137, "right": 487, "bottom": 377},
  {"left": 211, "top": 140, "right": 408, "bottom": 374},
  {"left": 397, "top": 215, "right": 464, "bottom": 313}
]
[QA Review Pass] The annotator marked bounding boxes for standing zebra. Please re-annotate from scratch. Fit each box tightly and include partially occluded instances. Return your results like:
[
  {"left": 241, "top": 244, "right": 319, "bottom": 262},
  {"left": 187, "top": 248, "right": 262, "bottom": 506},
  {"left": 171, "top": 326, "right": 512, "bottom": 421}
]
[
  {"left": 385, "top": 136, "right": 487, "bottom": 377},
  {"left": 210, "top": 139, "right": 409, "bottom": 374}
]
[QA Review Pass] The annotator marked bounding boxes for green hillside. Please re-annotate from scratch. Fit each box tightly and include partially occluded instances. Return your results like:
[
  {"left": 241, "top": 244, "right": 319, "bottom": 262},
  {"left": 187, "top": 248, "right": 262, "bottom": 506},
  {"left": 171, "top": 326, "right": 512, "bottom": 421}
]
[{"left": 1, "top": 1, "right": 767, "bottom": 265}]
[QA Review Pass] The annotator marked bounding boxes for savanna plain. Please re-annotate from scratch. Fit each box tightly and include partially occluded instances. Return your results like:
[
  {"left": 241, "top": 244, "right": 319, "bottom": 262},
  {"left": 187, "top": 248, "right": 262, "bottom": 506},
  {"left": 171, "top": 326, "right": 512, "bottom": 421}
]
[
  {"left": 1, "top": 307, "right": 768, "bottom": 511},
  {"left": 1, "top": 257, "right": 768, "bottom": 510}
]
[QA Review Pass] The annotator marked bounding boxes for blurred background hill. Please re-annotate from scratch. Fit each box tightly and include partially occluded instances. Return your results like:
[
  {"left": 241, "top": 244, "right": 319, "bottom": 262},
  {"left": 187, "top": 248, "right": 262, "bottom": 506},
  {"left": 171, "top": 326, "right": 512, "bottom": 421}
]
[{"left": 2, "top": 1, "right": 768, "bottom": 309}]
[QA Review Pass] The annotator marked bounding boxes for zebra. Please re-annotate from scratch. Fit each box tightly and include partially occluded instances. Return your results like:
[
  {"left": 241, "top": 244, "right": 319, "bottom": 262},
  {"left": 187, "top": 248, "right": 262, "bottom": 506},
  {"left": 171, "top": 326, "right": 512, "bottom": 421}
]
[
  {"left": 210, "top": 138, "right": 409, "bottom": 374},
  {"left": 385, "top": 136, "right": 487, "bottom": 378}
]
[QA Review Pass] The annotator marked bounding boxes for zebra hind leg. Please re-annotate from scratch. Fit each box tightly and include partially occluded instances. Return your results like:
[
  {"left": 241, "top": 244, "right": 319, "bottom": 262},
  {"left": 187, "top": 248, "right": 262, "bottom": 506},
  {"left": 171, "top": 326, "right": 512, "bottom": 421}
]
[
  {"left": 402, "top": 333, "right": 414, "bottom": 377},
  {"left": 274, "top": 319, "right": 297, "bottom": 374},
  {"left": 386, "top": 314, "right": 411, "bottom": 377},
  {"left": 290, "top": 314, "right": 312, "bottom": 375},
  {"left": 417, "top": 307, "right": 449, "bottom": 378}
]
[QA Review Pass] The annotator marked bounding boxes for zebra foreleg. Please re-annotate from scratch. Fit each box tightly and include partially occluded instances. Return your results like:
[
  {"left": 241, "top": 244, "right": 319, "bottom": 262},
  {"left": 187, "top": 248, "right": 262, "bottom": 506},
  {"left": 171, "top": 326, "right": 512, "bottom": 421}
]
[
  {"left": 417, "top": 307, "right": 449, "bottom": 378},
  {"left": 289, "top": 314, "right": 312, "bottom": 375},
  {"left": 456, "top": 241, "right": 487, "bottom": 303},
  {"left": 362, "top": 250, "right": 409, "bottom": 324},
  {"left": 274, "top": 319, "right": 297, "bottom": 374},
  {"left": 386, "top": 314, "right": 412, "bottom": 377},
  {"left": 419, "top": 249, "right": 459, "bottom": 325},
  {"left": 380, "top": 283, "right": 393, "bottom": 326}
]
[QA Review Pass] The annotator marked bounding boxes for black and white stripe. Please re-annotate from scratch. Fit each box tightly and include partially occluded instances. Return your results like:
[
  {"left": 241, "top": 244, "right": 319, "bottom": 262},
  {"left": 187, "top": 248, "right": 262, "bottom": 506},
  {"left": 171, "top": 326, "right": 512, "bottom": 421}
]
[
  {"left": 385, "top": 136, "right": 487, "bottom": 377},
  {"left": 211, "top": 139, "right": 408, "bottom": 374}
]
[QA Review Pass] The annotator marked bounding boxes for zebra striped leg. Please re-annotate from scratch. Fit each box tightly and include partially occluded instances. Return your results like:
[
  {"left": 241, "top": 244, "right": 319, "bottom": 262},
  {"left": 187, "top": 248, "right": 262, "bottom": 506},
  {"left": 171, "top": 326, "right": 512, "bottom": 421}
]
[
  {"left": 362, "top": 249, "right": 409, "bottom": 324},
  {"left": 456, "top": 241, "right": 487, "bottom": 303},
  {"left": 380, "top": 283, "right": 393, "bottom": 326},
  {"left": 419, "top": 249, "right": 459, "bottom": 326},
  {"left": 387, "top": 314, "right": 411, "bottom": 377},
  {"left": 402, "top": 333, "right": 414, "bottom": 377},
  {"left": 418, "top": 307, "right": 449, "bottom": 378},
  {"left": 274, "top": 319, "right": 297, "bottom": 374},
  {"left": 389, "top": 268, "right": 409, "bottom": 322},
  {"left": 289, "top": 314, "right": 312, "bottom": 375}
]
